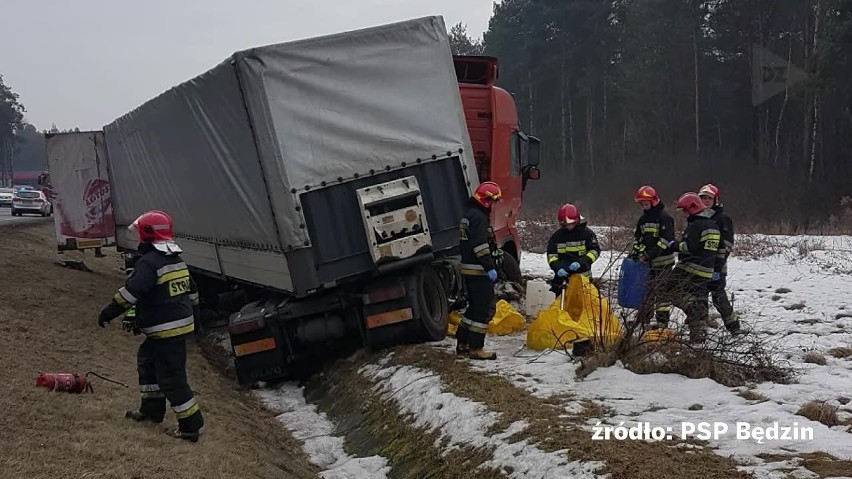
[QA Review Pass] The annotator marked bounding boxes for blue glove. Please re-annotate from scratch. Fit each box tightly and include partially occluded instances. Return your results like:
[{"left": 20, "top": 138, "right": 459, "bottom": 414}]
[
  {"left": 711, "top": 272, "right": 720, "bottom": 281},
  {"left": 487, "top": 269, "right": 498, "bottom": 282},
  {"left": 569, "top": 262, "right": 581, "bottom": 272},
  {"left": 557, "top": 268, "right": 568, "bottom": 278}
]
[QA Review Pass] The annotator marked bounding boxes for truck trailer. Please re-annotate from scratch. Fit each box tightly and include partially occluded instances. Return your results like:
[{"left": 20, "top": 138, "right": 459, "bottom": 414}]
[{"left": 96, "top": 16, "right": 540, "bottom": 385}]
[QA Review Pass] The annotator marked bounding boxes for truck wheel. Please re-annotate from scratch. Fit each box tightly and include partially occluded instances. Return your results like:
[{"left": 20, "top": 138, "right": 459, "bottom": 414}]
[
  {"left": 408, "top": 266, "right": 448, "bottom": 342},
  {"left": 500, "top": 250, "right": 523, "bottom": 284}
]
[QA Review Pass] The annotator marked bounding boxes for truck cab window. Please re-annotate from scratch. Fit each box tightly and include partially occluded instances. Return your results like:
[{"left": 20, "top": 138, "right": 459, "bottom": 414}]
[{"left": 510, "top": 131, "right": 521, "bottom": 175}]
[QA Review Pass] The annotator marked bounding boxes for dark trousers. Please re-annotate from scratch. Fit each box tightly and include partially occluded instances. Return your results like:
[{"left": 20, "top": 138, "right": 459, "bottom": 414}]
[
  {"left": 637, "top": 266, "right": 674, "bottom": 324},
  {"left": 456, "top": 276, "right": 495, "bottom": 350},
  {"left": 137, "top": 338, "right": 204, "bottom": 433},
  {"left": 663, "top": 270, "right": 710, "bottom": 336},
  {"left": 708, "top": 273, "right": 736, "bottom": 328}
]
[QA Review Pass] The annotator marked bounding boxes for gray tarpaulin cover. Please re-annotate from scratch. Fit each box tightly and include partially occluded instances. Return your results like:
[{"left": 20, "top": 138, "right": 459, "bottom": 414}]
[{"left": 103, "top": 16, "right": 475, "bottom": 251}]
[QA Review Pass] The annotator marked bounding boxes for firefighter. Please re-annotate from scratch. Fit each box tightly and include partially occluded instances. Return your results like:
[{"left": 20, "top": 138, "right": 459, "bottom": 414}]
[
  {"left": 546, "top": 203, "right": 601, "bottom": 295},
  {"left": 97, "top": 210, "right": 204, "bottom": 442},
  {"left": 631, "top": 186, "right": 676, "bottom": 327},
  {"left": 456, "top": 182, "right": 502, "bottom": 360},
  {"left": 662, "top": 192, "right": 721, "bottom": 342},
  {"left": 698, "top": 184, "right": 743, "bottom": 335}
]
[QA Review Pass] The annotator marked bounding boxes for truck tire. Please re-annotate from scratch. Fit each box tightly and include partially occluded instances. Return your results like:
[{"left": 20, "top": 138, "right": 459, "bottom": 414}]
[
  {"left": 407, "top": 266, "right": 449, "bottom": 342},
  {"left": 500, "top": 250, "right": 523, "bottom": 284}
]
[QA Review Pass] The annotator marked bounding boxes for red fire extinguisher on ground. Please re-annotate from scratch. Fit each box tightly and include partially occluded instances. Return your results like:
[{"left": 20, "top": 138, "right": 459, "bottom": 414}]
[{"left": 35, "top": 371, "right": 128, "bottom": 393}]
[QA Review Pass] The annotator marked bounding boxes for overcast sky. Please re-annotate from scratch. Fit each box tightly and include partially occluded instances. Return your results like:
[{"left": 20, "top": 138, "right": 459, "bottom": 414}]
[{"left": 1, "top": 0, "right": 492, "bottom": 131}]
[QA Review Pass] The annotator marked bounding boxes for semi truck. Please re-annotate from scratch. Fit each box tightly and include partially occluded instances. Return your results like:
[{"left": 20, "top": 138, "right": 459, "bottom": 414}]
[{"left": 91, "top": 17, "right": 540, "bottom": 385}]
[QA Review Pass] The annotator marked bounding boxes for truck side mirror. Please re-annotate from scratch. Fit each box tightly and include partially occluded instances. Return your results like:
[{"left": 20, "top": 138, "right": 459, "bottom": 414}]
[{"left": 527, "top": 136, "right": 541, "bottom": 167}]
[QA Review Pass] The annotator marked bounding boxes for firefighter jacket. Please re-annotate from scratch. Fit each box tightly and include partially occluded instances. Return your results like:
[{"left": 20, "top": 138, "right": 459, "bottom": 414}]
[
  {"left": 672, "top": 209, "right": 721, "bottom": 281},
  {"left": 711, "top": 205, "right": 734, "bottom": 274},
  {"left": 633, "top": 202, "right": 676, "bottom": 268},
  {"left": 547, "top": 222, "right": 601, "bottom": 277},
  {"left": 459, "top": 199, "right": 496, "bottom": 278},
  {"left": 111, "top": 244, "right": 200, "bottom": 340}
]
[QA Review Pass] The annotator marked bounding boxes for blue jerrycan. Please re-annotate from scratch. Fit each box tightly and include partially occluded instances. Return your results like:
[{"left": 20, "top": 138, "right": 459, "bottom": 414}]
[{"left": 617, "top": 257, "right": 649, "bottom": 309}]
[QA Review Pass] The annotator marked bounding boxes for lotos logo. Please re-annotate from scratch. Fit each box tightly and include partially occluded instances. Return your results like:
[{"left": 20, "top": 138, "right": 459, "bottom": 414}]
[{"left": 84, "top": 179, "right": 112, "bottom": 226}]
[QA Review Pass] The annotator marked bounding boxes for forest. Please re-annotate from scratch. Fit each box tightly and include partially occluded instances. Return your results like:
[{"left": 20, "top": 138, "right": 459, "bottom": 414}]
[
  {"left": 4, "top": 1, "right": 851, "bottom": 229},
  {"left": 449, "top": 0, "right": 852, "bottom": 230}
]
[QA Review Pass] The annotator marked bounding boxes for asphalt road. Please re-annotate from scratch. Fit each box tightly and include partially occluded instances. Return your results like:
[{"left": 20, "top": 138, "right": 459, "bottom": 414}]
[{"left": 0, "top": 207, "right": 52, "bottom": 226}]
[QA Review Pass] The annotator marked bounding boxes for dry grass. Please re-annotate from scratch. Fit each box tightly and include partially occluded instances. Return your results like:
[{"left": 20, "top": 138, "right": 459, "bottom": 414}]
[
  {"left": 803, "top": 351, "right": 828, "bottom": 366},
  {"left": 0, "top": 223, "right": 318, "bottom": 479},
  {"left": 795, "top": 400, "right": 841, "bottom": 427},
  {"left": 784, "top": 302, "right": 806, "bottom": 311},
  {"left": 732, "top": 235, "right": 788, "bottom": 260},
  {"left": 577, "top": 333, "right": 792, "bottom": 388},
  {"left": 829, "top": 347, "right": 852, "bottom": 359},
  {"left": 737, "top": 389, "right": 769, "bottom": 402},
  {"left": 390, "top": 345, "right": 751, "bottom": 479},
  {"left": 757, "top": 452, "right": 852, "bottom": 478}
]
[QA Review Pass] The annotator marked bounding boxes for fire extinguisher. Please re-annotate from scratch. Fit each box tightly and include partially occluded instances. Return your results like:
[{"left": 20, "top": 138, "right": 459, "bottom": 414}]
[{"left": 35, "top": 371, "right": 128, "bottom": 393}]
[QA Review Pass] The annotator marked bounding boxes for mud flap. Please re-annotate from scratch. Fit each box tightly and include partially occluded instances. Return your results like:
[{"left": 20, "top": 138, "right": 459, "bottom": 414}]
[{"left": 228, "top": 301, "right": 290, "bottom": 385}]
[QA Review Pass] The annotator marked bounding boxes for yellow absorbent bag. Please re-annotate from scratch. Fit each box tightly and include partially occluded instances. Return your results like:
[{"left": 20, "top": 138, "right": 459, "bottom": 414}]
[
  {"left": 447, "top": 300, "right": 526, "bottom": 337},
  {"left": 488, "top": 300, "right": 526, "bottom": 335},
  {"left": 526, "top": 274, "right": 623, "bottom": 351}
]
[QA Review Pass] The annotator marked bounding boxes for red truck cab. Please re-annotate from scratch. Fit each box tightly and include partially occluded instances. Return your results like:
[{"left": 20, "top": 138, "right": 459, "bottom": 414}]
[
  {"left": 37, "top": 171, "right": 54, "bottom": 202},
  {"left": 454, "top": 55, "right": 541, "bottom": 264}
]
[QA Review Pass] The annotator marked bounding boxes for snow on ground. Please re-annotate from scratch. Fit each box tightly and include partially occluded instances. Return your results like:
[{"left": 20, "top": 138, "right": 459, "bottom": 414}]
[
  {"left": 458, "top": 232, "right": 852, "bottom": 478},
  {"left": 360, "top": 358, "right": 606, "bottom": 479},
  {"left": 209, "top": 331, "right": 391, "bottom": 478},
  {"left": 255, "top": 383, "right": 391, "bottom": 479}
]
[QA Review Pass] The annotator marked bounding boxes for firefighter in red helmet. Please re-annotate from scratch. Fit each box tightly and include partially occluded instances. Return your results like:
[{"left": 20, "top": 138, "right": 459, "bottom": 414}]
[
  {"left": 660, "top": 193, "right": 721, "bottom": 342},
  {"left": 698, "top": 184, "right": 743, "bottom": 335},
  {"left": 97, "top": 210, "right": 204, "bottom": 442},
  {"left": 546, "top": 203, "right": 601, "bottom": 295},
  {"left": 631, "top": 186, "right": 676, "bottom": 327},
  {"left": 456, "top": 182, "right": 502, "bottom": 360}
]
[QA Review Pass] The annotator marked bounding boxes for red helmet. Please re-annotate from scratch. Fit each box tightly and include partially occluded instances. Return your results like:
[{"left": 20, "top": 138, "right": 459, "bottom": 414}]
[
  {"left": 634, "top": 185, "right": 660, "bottom": 206},
  {"left": 557, "top": 203, "right": 581, "bottom": 225},
  {"left": 698, "top": 183, "right": 720, "bottom": 204},
  {"left": 129, "top": 210, "right": 174, "bottom": 243},
  {"left": 676, "top": 193, "right": 706, "bottom": 216},
  {"left": 472, "top": 181, "right": 502, "bottom": 208}
]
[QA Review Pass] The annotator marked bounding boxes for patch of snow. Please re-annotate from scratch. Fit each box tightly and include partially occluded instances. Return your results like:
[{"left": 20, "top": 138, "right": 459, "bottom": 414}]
[
  {"left": 255, "top": 383, "right": 391, "bottom": 479},
  {"left": 360, "top": 362, "right": 606, "bottom": 479}
]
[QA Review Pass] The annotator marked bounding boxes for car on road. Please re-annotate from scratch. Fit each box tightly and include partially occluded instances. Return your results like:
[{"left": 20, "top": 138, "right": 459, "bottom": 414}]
[
  {"left": 11, "top": 189, "right": 52, "bottom": 217},
  {"left": 0, "top": 188, "right": 12, "bottom": 207}
]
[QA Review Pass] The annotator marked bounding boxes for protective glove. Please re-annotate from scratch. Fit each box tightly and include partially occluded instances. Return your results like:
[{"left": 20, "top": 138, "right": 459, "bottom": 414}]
[
  {"left": 557, "top": 268, "right": 569, "bottom": 278},
  {"left": 632, "top": 243, "right": 646, "bottom": 255},
  {"left": 98, "top": 301, "right": 126, "bottom": 328},
  {"left": 569, "top": 262, "right": 581, "bottom": 272},
  {"left": 711, "top": 272, "right": 721, "bottom": 281},
  {"left": 487, "top": 269, "right": 498, "bottom": 282},
  {"left": 121, "top": 318, "right": 140, "bottom": 335}
]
